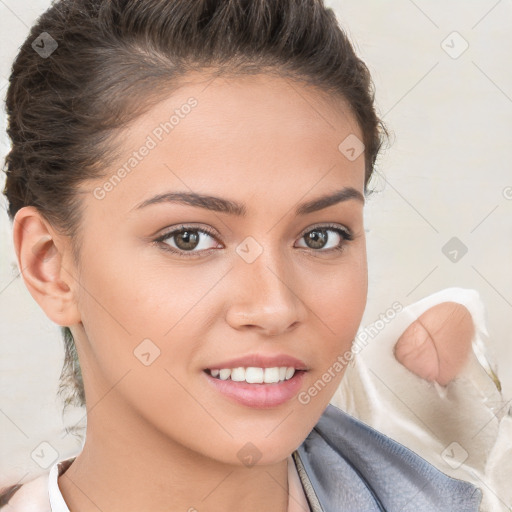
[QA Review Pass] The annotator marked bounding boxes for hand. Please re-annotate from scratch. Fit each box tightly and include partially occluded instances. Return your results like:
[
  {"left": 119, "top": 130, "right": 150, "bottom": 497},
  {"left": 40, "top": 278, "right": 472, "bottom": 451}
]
[{"left": 394, "top": 302, "right": 474, "bottom": 386}]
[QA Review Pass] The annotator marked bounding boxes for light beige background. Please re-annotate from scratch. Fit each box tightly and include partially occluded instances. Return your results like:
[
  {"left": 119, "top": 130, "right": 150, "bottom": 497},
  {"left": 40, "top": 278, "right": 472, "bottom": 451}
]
[{"left": 1, "top": 0, "right": 511, "bottom": 484}]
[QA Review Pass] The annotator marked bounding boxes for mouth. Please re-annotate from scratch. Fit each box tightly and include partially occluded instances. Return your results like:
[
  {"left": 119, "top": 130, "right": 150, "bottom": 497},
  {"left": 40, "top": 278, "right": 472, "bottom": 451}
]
[
  {"left": 203, "top": 366, "right": 306, "bottom": 384},
  {"left": 202, "top": 367, "right": 308, "bottom": 408}
]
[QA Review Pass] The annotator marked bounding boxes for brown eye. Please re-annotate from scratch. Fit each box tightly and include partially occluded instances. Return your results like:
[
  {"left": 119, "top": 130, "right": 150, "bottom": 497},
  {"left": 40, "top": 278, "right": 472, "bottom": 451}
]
[
  {"left": 155, "top": 225, "right": 220, "bottom": 256},
  {"left": 173, "top": 229, "right": 201, "bottom": 251},
  {"left": 296, "top": 225, "right": 353, "bottom": 252},
  {"left": 304, "top": 229, "right": 329, "bottom": 249}
]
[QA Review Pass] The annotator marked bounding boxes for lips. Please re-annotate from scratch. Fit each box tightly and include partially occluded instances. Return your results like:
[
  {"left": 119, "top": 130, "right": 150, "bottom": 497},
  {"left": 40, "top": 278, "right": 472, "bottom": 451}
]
[
  {"left": 204, "top": 353, "right": 309, "bottom": 371},
  {"left": 201, "top": 353, "right": 310, "bottom": 408},
  {"left": 203, "top": 367, "right": 307, "bottom": 408}
]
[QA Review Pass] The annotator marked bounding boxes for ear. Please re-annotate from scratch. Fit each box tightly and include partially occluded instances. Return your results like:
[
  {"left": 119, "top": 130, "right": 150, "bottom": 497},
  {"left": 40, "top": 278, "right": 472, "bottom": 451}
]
[{"left": 12, "top": 206, "right": 81, "bottom": 326}]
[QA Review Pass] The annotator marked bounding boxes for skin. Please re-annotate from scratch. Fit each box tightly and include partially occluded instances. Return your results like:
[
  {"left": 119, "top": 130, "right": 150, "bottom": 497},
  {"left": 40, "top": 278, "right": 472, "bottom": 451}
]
[
  {"left": 394, "top": 301, "right": 474, "bottom": 386},
  {"left": 13, "top": 72, "right": 368, "bottom": 511}
]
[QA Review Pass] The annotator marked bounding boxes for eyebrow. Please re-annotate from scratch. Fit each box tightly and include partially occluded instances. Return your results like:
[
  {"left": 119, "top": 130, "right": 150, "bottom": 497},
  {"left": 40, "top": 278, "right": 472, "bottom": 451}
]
[{"left": 131, "top": 186, "right": 364, "bottom": 216}]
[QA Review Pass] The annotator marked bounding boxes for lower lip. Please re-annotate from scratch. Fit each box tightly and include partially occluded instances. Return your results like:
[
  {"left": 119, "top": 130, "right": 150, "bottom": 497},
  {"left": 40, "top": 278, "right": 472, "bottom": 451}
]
[{"left": 203, "top": 370, "right": 307, "bottom": 409}]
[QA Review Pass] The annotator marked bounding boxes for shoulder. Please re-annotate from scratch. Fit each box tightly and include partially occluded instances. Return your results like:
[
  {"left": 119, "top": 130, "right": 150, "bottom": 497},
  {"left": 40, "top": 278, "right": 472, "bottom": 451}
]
[
  {"left": 0, "top": 456, "right": 75, "bottom": 512},
  {"left": 297, "top": 403, "right": 482, "bottom": 512},
  {"left": 0, "top": 472, "right": 51, "bottom": 511}
]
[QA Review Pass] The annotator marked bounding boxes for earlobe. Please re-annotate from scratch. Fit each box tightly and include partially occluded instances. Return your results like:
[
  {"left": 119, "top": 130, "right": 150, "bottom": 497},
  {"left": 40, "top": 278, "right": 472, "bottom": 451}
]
[{"left": 12, "top": 206, "right": 81, "bottom": 326}]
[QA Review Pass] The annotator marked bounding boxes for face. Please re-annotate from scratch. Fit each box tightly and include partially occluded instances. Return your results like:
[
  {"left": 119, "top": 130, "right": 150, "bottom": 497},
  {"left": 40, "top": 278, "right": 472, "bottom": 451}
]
[{"left": 69, "top": 72, "right": 367, "bottom": 466}]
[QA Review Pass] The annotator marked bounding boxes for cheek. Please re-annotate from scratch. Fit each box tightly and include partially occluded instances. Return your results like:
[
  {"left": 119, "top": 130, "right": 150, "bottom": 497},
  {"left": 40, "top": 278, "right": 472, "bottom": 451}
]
[
  {"left": 79, "top": 240, "right": 216, "bottom": 336},
  {"left": 75, "top": 248, "right": 231, "bottom": 401},
  {"left": 292, "top": 256, "right": 367, "bottom": 431},
  {"left": 307, "top": 249, "right": 368, "bottom": 372},
  {"left": 311, "top": 254, "right": 367, "bottom": 337}
]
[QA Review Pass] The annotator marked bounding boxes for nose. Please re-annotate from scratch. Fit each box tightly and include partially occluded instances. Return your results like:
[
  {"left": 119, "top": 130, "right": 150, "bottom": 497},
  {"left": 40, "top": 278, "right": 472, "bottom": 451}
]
[{"left": 225, "top": 245, "right": 308, "bottom": 336}]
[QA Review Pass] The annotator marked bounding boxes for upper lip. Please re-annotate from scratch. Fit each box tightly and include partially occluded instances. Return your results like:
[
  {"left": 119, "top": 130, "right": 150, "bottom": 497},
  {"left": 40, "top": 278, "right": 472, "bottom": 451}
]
[{"left": 205, "top": 353, "right": 308, "bottom": 371}]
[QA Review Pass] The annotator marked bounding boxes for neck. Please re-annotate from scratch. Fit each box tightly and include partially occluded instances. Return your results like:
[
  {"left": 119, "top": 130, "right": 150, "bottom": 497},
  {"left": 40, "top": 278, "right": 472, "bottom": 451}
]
[{"left": 58, "top": 396, "right": 290, "bottom": 512}]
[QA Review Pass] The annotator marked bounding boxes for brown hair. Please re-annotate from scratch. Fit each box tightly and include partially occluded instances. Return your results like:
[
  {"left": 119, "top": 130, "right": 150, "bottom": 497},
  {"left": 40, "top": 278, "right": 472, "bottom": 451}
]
[{"left": 2, "top": 0, "right": 388, "bottom": 412}]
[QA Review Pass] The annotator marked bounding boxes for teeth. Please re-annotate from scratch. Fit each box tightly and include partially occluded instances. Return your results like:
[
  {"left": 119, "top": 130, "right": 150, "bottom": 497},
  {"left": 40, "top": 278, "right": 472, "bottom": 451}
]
[
  {"left": 285, "top": 367, "right": 295, "bottom": 380},
  {"left": 219, "top": 369, "right": 231, "bottom": 380},
  {"left": 208, "top": 366, "right": 297, "bottom": 383},
  {"left": 264, "top": 367, "right": 280, "bottom": 383},
  {"left": 231, "top": 367, "right": 246, "bottom": 382}
]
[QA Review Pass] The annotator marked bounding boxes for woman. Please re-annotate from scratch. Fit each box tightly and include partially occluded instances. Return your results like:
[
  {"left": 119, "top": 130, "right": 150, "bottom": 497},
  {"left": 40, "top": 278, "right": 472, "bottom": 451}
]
[{"left": 1, "top": 0, "right": 486, "bottom": 510}]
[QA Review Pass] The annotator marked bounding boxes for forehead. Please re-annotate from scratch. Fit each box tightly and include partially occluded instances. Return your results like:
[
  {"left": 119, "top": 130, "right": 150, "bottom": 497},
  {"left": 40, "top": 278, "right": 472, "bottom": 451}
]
[{"left": 84, "top": 72, "right": 365, "bottom": 217}]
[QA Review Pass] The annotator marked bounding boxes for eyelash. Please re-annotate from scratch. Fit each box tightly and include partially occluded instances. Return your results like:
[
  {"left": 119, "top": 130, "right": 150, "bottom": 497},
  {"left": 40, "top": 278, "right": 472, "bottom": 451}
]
[{"left": 153, "top": 223, "right": 354, "bottom": 258}]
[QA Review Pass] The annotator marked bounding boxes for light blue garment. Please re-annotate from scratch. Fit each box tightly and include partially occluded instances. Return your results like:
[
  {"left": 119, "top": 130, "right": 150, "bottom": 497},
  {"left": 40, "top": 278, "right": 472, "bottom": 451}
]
[{"left": 294, "top": 403, "right": 482, "bottom": 512}]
